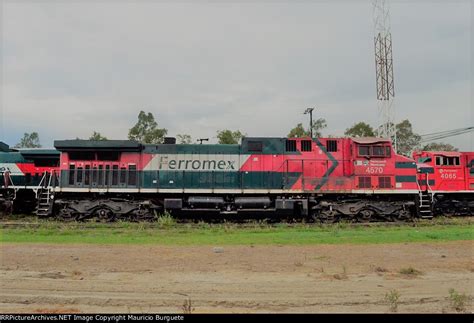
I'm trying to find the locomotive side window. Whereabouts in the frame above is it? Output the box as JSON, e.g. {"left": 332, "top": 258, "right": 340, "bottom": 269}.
{"left": 435, "top": 156, "right": 460, "bottom": 166}
{"left": 372, "top": 146, "right": 384, "bottom": 156}
{"left": 358, "top": 176, "right": 371, "bottom": 188}
{"left": 248, "top": 141, "right": 263, "bottom": 152}
{"left": 286, "top": 140, "right": 297, "bottom": 152}
{"left": 358, "top": 145, "right": 390, "bottom": 157}
{"left": 68, "top": 165, "right": 75, "bottom": 185}
{"left": 418, "top": 157, "right": 432, "bottom": 163}
{"left": 327, "top": 140, "right": 338, "bottom": 152}
{"left": 301, "top": 140, "right": 312, "bottom": 152}
{"left": 358, "top": 146, "right": 370, "bottom": 156}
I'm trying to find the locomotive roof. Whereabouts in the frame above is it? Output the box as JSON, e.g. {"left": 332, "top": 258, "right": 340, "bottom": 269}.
{"left": 16, "top": 148, "right": 59, "bottom": 155}
{"left": 54, "top": 140, "right": 142, "bottom": 151}
{"left": 0, "top": 141, "right": 9, "bottom": 152}
{"left": 350, "top": 137, "right": 391, "bottom": 144}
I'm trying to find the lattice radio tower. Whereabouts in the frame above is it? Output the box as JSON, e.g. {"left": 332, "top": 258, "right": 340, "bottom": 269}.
{"left": 373, "top": 0, "right": 396, "bottom": 151}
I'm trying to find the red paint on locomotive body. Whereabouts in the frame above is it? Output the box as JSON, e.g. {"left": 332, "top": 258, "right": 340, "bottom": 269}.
{"left": 15, "top": 163, "right": 59, "bottom": 176}
{"left": 240, "top": 137, "right": 418, "bottom": 193}
{"left": 413, "top": 151, "right": 474, "bottom": 192}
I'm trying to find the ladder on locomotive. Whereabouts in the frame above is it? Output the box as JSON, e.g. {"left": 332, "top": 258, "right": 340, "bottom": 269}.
{"left": 417, "top": 173, "right": 433, "bottom": 219}
{"left": 35, "top": 171, "right": 55, "bottom": 217}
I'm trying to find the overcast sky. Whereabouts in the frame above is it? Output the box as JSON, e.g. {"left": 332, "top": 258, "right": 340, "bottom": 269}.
{"left": 1, "top": 0, "right": 472, "bottom": 150}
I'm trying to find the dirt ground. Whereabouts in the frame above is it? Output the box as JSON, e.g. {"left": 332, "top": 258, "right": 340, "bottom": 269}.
{"left": 0, "top": 241, "right": 472, "bottom": 313}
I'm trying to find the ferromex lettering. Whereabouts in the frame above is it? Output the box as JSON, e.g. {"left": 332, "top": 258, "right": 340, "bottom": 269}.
{"left": 145, "top": 154, "right": 248, "bottom": 171}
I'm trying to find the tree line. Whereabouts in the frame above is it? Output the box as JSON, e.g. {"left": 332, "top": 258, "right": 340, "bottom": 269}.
{"left": 14, "top": 110, "right": 458, "bottom": 155}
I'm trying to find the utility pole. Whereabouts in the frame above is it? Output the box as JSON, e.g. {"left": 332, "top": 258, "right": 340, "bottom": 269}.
{"left": 304, "top": 108, "right": 315, "bottom": 138}
{"left": 197, "top": 138, "right": 209, "bottom": 145}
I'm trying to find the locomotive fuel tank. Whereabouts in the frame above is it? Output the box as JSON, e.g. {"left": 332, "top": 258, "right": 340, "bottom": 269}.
{"left": 234, "top": 197, "right": 271, "bottom": 209}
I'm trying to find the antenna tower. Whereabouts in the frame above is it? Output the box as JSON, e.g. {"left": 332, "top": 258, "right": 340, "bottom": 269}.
{"left": 373, "top": 0, "right": 396, "bottom": 151}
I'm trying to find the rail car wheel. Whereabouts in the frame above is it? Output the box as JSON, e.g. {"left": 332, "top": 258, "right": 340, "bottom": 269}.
{"left": 95, "top": 208, "right": 116, "bottom": 223}
{"left": 133, "top": 209, "right": 155, "bottom": 222}
{"left": 356, "top": 209, "right": 375, "bottom": 223}
{"left": 316, "top": 210, "right": 338, "bottom": 223}
{"left": 57, "top": 207, "right": 78, "bottom": 222}
{"left": 394, "top": 209, "right": 412, "bottom": 222}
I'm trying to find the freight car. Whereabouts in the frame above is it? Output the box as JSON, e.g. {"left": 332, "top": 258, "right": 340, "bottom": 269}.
{"left": 48, "top": 136, "right": 424, "bottom": 222}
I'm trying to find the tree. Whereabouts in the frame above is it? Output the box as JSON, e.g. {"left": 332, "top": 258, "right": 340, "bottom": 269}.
{"left": 217, "top": 130, "right": 244, "bottom": 144}
{"left": 421, "top": 142, "right": 458, "bottom": 152}
{"left": 89, "top": 131, "right": 108, "bottom": 141}
{"left": 395, "top": 119, "right": 421, "bottom": 156}
{"left": 344, "top": 122, "right": 375, "bottom": 137}
{"left": 311, "top": 118, "right": 327, "bottom": 138}
{"left": 15, "top": 132, "right": 41, "bottom": 148}
{"left": 288, "top": 123, "right": 309, "bottom": 138}
{"left": 177, "top": 134, "right": 192, "bottom": 144}
{"left": 128, "top": 111, "right": 167, "bottom": 144}
{"left": 288, "top": 118, "right": 327, "bottom": 138}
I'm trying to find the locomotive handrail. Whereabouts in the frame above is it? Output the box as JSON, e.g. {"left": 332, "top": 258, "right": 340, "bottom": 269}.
{"left": 0, "top": 170, "right": 15, "bottom": 189}
{"left": 37, "top": 171, "right": 47, "bottom": 189}
{"left": 425, "top": 173, "right": 434, "bottom": 202}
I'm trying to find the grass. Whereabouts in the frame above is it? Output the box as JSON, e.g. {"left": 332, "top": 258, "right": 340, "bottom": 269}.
{"left": 399, "top": 266, "right": 423, "bottom": 277}
{"left": 384, "top": 289, "right": 401, "bottom": 313}
{"left": 448, "top": 288, "right": 469, "bottom": 313}
{"left": 156, "top": 211, "right": 176, "bottom": 228}
{"left": 182, "top": 298, "right": 194, "bottom": 314}
{"left": 0, "top": 219, "right": 472, "bottom": 245}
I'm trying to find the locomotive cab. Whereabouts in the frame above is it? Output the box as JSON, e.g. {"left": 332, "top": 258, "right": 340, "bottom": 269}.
{"left": 413, "top": 151, "right": 466, "bottom": 191}
{"left": 351, "top": 138, "right": 395, "bottom": 190}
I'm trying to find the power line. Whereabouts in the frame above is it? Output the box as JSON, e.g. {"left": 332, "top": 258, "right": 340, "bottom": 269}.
{"left": 419, "top": 126, "right": 474, "bottom": 143}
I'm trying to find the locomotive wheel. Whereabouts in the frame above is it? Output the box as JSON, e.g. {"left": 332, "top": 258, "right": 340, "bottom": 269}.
{"left": 395, "top": 209, "right": 412, "bottom": 222}
{"left": 357, "top": 209, "right": 375, "bottom": 223}
{"left": 57, "top": 208, "right": 78, "bottom": 222}
{"left": 315, "top": 210, "right": 338, "bottom": 223}
{"left": 95, "top": 208, "right": 116, "bottom": 223}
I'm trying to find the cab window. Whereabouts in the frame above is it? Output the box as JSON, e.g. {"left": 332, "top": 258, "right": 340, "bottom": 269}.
{"left": 372, "top": 146, "right": 385, "bottom": 156}
{"left": 358, "top": 145, "right": 390, "bottom": 157}
{"left": 435, "top": 156, "right": 460, "bottom": 166}
{"left": 358, "top": 146, "right": 370, "bottom": 156}
{"left": 418, "top": 157, "right": 432, "bottom": 163}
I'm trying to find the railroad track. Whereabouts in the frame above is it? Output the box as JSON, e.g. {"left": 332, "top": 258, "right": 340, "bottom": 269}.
{"left": 1, "top": 216, "right": 472, "bottom": 229}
